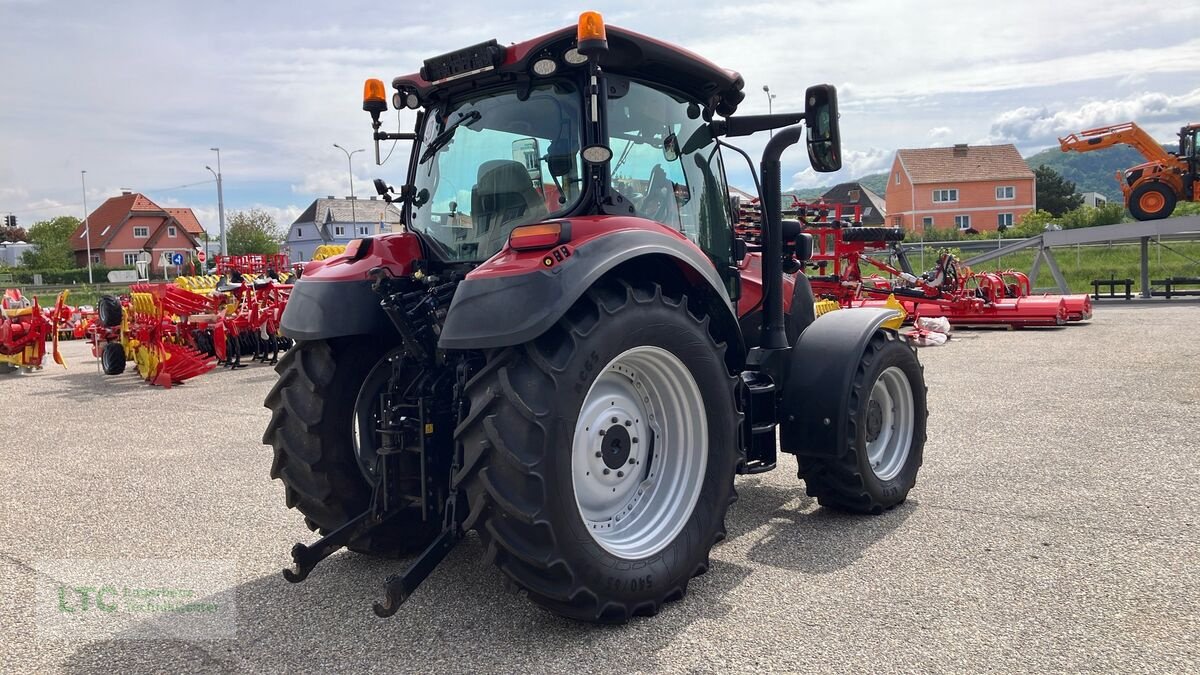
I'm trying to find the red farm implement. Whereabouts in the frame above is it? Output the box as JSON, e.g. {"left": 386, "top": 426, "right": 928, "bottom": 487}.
{"left": 89, "top": 284, "right": 216, "bottom": 387}
{"left": 210, "top": 274, "right": 294, "bottom": 367}
{"left": 794, "top": 202, "right": 1089, "bottom": 328}
{"left": 1, "top": 289, "right": 69, "bottom": 373}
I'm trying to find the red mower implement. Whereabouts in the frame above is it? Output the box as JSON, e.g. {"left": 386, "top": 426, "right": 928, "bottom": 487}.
{"left": 1, "top": 289, "right": 69, "bottom": 373}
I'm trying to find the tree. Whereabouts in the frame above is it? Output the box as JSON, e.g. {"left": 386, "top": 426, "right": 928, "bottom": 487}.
{"left": 1, "top": 224, "right": 27, "bottom": 242}
{"left": 21, "top": 216, "right": 80, "bottom": 268}
{"left": 227, "top": 209, "right": 282, "bottom": 255}
{"left": 1034, "top": 164, "right": 1083, "bottom": 217}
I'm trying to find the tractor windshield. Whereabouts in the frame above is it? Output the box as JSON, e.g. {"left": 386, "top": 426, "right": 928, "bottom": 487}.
{"left": 410, "top": 82, "right": 584, "bottom": 261}
{"left": 608, "top": 80, "right": 733, "bottom": 270}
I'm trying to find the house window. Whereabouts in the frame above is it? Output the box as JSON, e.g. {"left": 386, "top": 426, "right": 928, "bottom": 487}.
{"left": 848, "top": 189, "right": 861, "bottom": 203}
{"left": 995, "top": 186, "right": 1015, "bottom": 200}
{"left": 168, "top": 226, "right": 177, "bottom": 237}
{"left": 296, "top": 227, "right": 303, "bottom": 238}
{"left": 955, "top": 215, "right": 971, "bottom": 230}
{"left": 334, "top": 226, "right": 346, "bottom": 237}
{"left": 932, "top": 189, "right": 958, "bottom": 203}
{"left": 894, "top": 172, "right": 900, "bottom": 185}
{"left": 997, "top": 213, "right": 1013, "bottom": 229}
{"left": 123, "top": 252, "right": 138, "bottom": 265}
{"left": 133, "top": 226, "right": 149, "bottom": 238}
{"left": 922, "top": 216, "right": 934, "bottom": 229}
{"left": 92, "top": 255, "right": 102, "bottom": 264}
{"left": 357, "top": 225, "right": 370, "bottom": 236}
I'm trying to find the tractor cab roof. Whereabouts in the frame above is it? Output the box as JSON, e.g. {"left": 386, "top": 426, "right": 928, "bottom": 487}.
{"left": 393, "top": 25, "right": 746, "bottom": 116}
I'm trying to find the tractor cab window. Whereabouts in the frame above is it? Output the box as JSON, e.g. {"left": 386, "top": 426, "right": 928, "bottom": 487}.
{"left": 411, "top": 82, "right": 584, "bottom": 261}
{"left": 607, "top": 80, "right": 733, "bottom": 269}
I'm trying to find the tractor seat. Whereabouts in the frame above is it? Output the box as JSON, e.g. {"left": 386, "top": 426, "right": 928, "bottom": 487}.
{"left": 471, "top": 159, "right": 547, "bottom": 255}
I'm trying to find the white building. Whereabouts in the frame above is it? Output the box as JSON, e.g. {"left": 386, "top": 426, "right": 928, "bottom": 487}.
{"left": 283, "top": 196, "right": 403, "bottom": 262}
{"left": 1080, "top": 192, "right": 1109, "bottom": 208}
{"left": 0, "top": 242, "right": 36, "bottom": 267}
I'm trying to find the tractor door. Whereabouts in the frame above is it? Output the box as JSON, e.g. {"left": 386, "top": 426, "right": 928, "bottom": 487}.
{"left": 607, "top": 78, "right": 738, "bottom": 299}
{"left": 1186, "top": 128, "right": 1200, "bottom": 200}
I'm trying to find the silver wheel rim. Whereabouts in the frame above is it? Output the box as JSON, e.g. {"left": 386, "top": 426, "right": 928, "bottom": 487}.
{"left": 865, "top": 366, "right": 914, "bottom": 481}
{"left": 571, "top": 346, "right": 707, "bottom": 559}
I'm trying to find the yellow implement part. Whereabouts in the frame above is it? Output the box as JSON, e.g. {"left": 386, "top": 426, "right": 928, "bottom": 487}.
{"left": 813, "top": 299, "right": 841, "bottom": 318}
{"left": 312, "top": 244, "right": 347, "bottom": 261}
{"left": 881, "top": 294, "right": 907, "bottom": 330}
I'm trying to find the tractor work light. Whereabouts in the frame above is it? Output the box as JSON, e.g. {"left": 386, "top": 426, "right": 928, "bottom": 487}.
{"left": 363, "top": 78, "right": 387, "bottom": 113}
{"left": 532, "top": 57, "right": 558, "bottom": 77}
{"left": 576, "top": 11, "right": 608, "bottom": 56}
{"left": 509, "top": 222, "right": 570, "bottom": 250}
{"left": 581, "top": 144, "right": 613, "bottom": 164}
{"left": 563, "top": 47, "right": 588, "bottom": 65}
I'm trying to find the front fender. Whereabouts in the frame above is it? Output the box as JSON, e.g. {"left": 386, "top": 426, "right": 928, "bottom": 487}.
{"left": 438, "top": 225, "right": 733, "bottom": 351}
{"left": 778, "top": 307, "right": 903, "bottom": 455}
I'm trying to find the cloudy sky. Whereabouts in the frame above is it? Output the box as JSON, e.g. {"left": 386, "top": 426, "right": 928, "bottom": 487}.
{"left": 2, "top": 0, "right": 1199, "bottom": 233}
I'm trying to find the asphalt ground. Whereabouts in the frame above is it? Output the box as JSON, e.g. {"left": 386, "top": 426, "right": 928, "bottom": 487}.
{"left": 2, "top": 302, "right": 1198, "bottom": 673}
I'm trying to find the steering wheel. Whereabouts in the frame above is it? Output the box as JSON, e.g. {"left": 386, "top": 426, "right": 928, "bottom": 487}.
{"left": 638, "top": 164, "right": 674, "bottom": 224}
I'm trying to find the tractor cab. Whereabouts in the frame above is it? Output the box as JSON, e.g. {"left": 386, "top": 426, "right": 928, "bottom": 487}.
{"left": 362, "top": 12, "right": 840, "bottom": 295}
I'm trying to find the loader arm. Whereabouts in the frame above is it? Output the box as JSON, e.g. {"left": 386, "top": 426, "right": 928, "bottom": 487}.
{"left": 1058, "top": 122, "right": 1178, "bottom": 167}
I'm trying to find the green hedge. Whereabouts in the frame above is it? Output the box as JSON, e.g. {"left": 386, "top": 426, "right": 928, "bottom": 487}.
{"left": 0, "top": 266, "right": 135, "bottom": 284}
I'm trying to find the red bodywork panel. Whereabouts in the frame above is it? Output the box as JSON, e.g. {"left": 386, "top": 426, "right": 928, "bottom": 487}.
{"left": 300, "top": 233, "right": 426, "bottom": 281}
{"left": 736, "top": 252, "right": 796, "bottom": 318}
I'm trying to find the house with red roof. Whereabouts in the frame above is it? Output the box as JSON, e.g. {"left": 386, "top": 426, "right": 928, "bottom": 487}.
{"left": 70, "top": 191, "right": 206, "bottom": 271}
{"left": 884, "top": 144, "right": 1035, "bottom": 233}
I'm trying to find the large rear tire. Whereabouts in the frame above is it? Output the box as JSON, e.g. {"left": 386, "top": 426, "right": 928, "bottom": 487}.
{"left": 796, "top": 333, "right": 926, "bottom": 513}
{"left": 262, "top": 338, "right": 439, "bottom": 556}
{"left": 454, "top": 281, "right": 740, "bottom": 623}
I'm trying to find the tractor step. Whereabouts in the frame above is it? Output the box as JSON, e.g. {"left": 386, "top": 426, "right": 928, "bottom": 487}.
{"left": 739, "top": 372, "right": 778, "bottom": 474}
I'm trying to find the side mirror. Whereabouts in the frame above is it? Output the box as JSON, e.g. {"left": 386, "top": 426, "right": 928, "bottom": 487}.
{"left": 794, "top": 232, "right": 814, "bottom": 262}
{"left": 512, "top": 138, "right": 543, "bottom": 186}
{"left": 804, "top": 84, "right": 841, "bottom": 173}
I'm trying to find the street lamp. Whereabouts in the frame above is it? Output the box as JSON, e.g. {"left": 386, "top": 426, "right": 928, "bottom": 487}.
{"left": 81, "top": 170, "right": 93, "bottom": 284}
{"left": 763, "top": 85, "right": 777, "bottom": 137}
{"left": 333, "top": 143, "right": 365, "bottom": 232}
{"left": 208, "top": 147, "right": 226, "bottom": 257}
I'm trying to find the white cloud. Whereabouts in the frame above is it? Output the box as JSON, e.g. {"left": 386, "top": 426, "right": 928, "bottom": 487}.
{"left": 790, "top": 147, "right": 893, "bottom": 190}
{"left": 988, "top": 88, "right": 1200, "bottom": 146}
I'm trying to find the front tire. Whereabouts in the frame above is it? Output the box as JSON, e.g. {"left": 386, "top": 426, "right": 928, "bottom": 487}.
{"left": 797, "top": 333, "right": 926, "bottom": 513}
{"left": 454, "top": 281, "right": 740, "bottom": 623}
{"left": 100, "top": 342, "right": 126, "bottom": 375}
{"left": 1129, "top": 182, "right": 1176, "bottom": 221}
{"left": 262, "top": 338, "right": 440, "bottom": 556}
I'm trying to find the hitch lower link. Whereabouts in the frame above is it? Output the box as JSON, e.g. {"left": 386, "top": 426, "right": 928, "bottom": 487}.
{"left": 282, "top": 491, "right": 465, "bottom": 617}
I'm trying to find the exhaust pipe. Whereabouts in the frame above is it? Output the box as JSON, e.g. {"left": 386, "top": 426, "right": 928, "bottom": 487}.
{"left": 758, "top": 127, "right": 804, "bottom": 350}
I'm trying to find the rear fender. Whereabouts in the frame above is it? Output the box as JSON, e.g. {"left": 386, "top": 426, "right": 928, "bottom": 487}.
{"left": 778, "top": 307, "right": 903, "bottom": 455}
{"left": 438, "top": 219, "right": 739, "bottom": 358}
{"left": 279, "top": 233, "right": 424, "bottom": 341}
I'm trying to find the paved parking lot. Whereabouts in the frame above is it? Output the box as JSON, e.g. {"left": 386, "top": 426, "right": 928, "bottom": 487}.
{"left": 2, "top": 303, "right": 1198, "bottom": 673}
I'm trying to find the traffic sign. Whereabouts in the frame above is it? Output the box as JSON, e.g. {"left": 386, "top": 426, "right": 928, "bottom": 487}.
{"left": 171, "top": 252, "right": 184, "bottom": 266}
{"left": 197, "top": 251, "right": 207, "bottom": 263}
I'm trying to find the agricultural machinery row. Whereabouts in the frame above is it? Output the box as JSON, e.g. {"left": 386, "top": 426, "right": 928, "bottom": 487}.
{"left": 737, "top": 199, "right": 1093, "bottom": 330}
{"left": 2, "top": 254, "right": 304, "bottom": 386}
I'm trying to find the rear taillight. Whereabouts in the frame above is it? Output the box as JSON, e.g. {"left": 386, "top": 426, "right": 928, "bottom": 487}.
{"left": 509, "top": 222, "right": 570, "bottom": 251}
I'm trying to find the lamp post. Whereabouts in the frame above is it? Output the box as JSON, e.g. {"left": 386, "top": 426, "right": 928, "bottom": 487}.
{"left": 208, "top": 147, "right": 226, "bottom": 256}
{"left": 81, "top": 170, "right": 93, "bottom": 284}
{"left": 763, "top": 85, "right": 777, "bottom": 137}
{"left": 333, "top": 143, "right": 364, "bottom": 232}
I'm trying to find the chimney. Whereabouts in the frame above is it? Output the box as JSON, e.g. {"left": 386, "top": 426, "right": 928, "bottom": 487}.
{"left": 327, "top": 195, "right": 335, "bottom": 199}
{"left": 121, "top": 189, "right": 133, "bottom": 195}
{"left": 953, "top": 143, "right": 968, "bottom": 157}
{"left": 368, "top": 196, "right": 377, "bottom": 200}
{"left": 346, "top": 195, "right": 357, "bottom": 200}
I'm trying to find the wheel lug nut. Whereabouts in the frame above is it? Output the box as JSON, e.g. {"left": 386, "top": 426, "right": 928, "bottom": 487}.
{"left": 632, "top": 438, "right": 638, "bottom": 443}
{"left": 617, "top": 471, "right": 624, "bottom": 478}
{"left": 603, "top": 469, "right": 610, "bottom": 475}
{"left": 627, "top": 458, "right": 635, "bottom": 465}
{"left": 624, "top": 420, "right": 631, "bottom": 427}
{"left": 598, "top": 429, "right": 605, "bottom": 436}
{"left": 611, "top": 416, "right": 618, "bottom": 424}
{"left": 595, "top": 451, "right": 602, "bottom": 458}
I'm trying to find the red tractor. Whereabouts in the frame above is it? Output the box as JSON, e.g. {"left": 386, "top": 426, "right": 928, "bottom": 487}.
{"left": 265, "top": 12, "right": 928, "bottom": 623}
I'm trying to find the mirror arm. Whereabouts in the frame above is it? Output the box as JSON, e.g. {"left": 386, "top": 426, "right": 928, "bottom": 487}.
{"left": 712, "top": 113, "right": 806, "bottom": 138}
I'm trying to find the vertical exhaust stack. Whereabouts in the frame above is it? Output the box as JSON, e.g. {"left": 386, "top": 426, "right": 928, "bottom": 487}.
{"left": 758, "top": 127, "right": 804, "bottom": 350}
